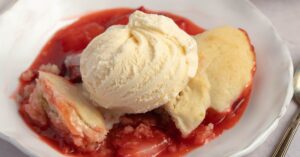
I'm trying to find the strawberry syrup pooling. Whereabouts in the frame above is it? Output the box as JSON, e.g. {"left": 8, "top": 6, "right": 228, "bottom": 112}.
{"left": 16, "top": 7, "right": 255, "bottom": 157}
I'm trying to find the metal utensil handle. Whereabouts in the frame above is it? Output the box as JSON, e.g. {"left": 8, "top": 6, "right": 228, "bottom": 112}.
{"left": 272, "top": 110, "right": 300, "bottom": 157}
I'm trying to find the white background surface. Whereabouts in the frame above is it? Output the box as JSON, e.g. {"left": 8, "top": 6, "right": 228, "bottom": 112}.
{"left": 0, "top": 0, "right": 299, "bottom": 156}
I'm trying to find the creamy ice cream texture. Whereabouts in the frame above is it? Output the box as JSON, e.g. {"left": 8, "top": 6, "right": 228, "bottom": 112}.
{"left": 80, "top": 11, "right": 198, "bottom": 113}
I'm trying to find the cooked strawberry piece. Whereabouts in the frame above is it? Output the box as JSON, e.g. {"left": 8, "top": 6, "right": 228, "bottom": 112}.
{"left": 111, "top": 114, "right": 169, "bottom": 157}
{"left": 113, "top": 126, "right": 169, "bottom": 157}
{"left": 117, "top": 137, "right": 168, "bottom": 157}
{"left": 64, "top": 54, "right": 81, "bottom": 82}
{"left": 67, "top": 65, "right": 81, "bottom": 83}
{"left": 61, "top": 23, "right": 105, "bottom": 52}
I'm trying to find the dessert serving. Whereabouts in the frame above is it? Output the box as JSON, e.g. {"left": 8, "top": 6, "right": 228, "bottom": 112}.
{"left": 15, "top": 7, "right": 256, "bottom": 157}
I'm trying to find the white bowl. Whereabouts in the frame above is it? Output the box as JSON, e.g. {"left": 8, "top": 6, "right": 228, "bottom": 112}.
{"left": 0, "top": 0, "right": 293, "bottom": 157}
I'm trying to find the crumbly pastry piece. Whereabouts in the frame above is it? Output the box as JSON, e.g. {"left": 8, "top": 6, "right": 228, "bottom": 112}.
{"left": 25, "top": 71, "right": 107, "bottom": 151}
{"left": 164, "top": 54, "right": 210, "bottom": 137}
{"left": 165, "top": 26, "right": 255, "bottom": 136}
{"left": 195, "top": 26, "right": 255, "bottom": 112}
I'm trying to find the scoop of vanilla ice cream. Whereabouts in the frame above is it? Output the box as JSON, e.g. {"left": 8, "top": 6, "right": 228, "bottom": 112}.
{"left": 80, "top": 11, "right": 198, "bottom": 113}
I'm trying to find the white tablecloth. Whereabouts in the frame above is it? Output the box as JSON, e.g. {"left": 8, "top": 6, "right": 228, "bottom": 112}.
{"left": 0, "top": 0, "right": 299, "bottom": 156}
